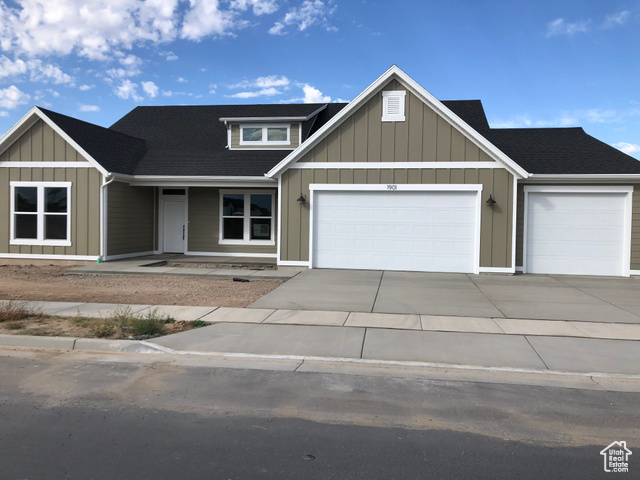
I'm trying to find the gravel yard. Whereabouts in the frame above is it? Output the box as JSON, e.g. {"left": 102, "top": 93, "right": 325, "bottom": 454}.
{"left": 0, "top": 265, "right": 283, "bottom": 307}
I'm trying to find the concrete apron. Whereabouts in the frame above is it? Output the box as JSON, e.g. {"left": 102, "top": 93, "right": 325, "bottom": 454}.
{"left": 249, "top": 269, "right": 640, "bottom": 324}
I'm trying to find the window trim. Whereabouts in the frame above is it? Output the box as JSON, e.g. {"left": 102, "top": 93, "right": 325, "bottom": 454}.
{"left": 219, "top": 190, "right": 275, "bottom": 246}
{"left": 239, "top": 124, "right": 291, "bottom": 146}
{"left": 381, "top": 90, "right": 406, "bottom": 122}
{"left": 10, "top": 181, "right": 72, "bottom": 247}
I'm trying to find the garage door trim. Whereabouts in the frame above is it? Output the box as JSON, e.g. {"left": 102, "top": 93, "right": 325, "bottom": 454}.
{"left": 309, "top": 183, "right": 483, "bottom": 274}
{"left": 523, "top": 185, "right": 633, "bottom": 276}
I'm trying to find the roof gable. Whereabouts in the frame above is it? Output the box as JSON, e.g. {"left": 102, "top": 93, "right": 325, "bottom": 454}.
{"left": 266, "top": 65, "right": 529, "bottom": 178}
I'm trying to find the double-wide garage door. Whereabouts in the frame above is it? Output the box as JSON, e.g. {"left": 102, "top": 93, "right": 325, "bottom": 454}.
{"left": 525, "top": 190, "right": 629, "bottom": 276}
{"left": 312, "top": 190, "right": 478, "bottom": 273}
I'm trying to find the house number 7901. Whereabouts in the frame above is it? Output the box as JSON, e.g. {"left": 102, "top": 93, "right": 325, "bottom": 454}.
{"left": 387, "top": 184, "right": 397, "bottom": 190}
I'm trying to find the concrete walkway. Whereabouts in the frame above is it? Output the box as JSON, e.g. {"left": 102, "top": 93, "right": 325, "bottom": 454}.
{"left": 2, "top": 300, "right": 640, "bottom": 378}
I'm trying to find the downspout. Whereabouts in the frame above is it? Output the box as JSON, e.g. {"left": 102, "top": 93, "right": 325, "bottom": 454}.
{"left": 99, "top": 174, "right": 116, "bottom": 262}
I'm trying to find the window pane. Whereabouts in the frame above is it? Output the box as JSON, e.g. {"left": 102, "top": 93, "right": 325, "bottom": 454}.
{"left": 223, "top": 194, "right": 244, "bottom": 216}
{"left": 223, "top": 218, "right": 244, "bottom": 240}
{"left": 267, "top": 127, "right": 287, "bottom": 142}
{"left": 15, "top": 187, "right": 37, "bottom": 212}
{"left": 250, "top": 194, "right": 272, "bottom": 217}
{"left": 251, "top": 218, "right": 271, "bottom": 240}
{"left": 45, "top": 187, "right": 67, "bottom": 213}
{"left": 45, "top": 215, "right": 67, "bottom": 240}
{"left": 242, "top": 127, "right": 263, "bottom": 142}
{"left": 15, "top": 214, "right": 37, "bottom": 239}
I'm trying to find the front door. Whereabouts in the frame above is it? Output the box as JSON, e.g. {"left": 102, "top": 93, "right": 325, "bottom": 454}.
{"left": 163, "top": 200, "right": 186, "bottom": 253}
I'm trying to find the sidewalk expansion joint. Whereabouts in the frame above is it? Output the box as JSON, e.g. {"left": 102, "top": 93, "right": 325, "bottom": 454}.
{"left": 524, "top": 335, "right": 550, "bottom": 370}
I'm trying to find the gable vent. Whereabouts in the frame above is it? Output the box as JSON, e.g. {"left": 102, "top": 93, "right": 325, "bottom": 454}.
{"left": 382, "top": 90, "right": 406, "bottom": 122}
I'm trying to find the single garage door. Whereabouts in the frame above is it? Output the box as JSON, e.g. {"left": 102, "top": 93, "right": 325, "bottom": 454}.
{"left": 312, "top": 190, "right": 478, "bottom": 273}
{"left": 525, "top": 191, "right": 628, "bottom": 276}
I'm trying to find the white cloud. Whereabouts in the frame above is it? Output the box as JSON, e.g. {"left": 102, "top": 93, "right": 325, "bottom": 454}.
{"left": 47, "top": 89, "right": 60, "bottom": 98}
{"left": 604, "top": 11, "right": 630, "bottom": 29}
{"left": 270, "top": 0, "right": 337, "bottom": 35}
{"left": 79, "top": 104, "right": 100, "bottom": 112}
{"left": 613, "top": 142, "right": 640, "bottom": 154}
{"left": 230, "top": 75, "right": 289, "bottom": 89}
{"left": 141, "top": 80, "right": 159, "bottom": 98}
{"left": 230, "top": 0, "right": 279, "bottom": 15}
{"left": 164, "top": 51, "right": 179, "bottom": 61}
{"left": 0, "top": 56, "right": 74, "bottom": 85}
{"left": 177, "top": 77, "right": 187, "bottom": 83}
{"left": 114, "top": 79, "right": 142, "bottom": 102}
{"left": 181, "top": 0, "right": 239, "bottom": 41}
{"left": 0, "top": 85, "right": 30, "bottom": 109}
{"left": 301, "top": 83, "right": 330, "bottom": 103}
{"left": 226, "top": 87, "right": 282, "bottom": 98}
{"left": 0, "top": 111, "right": 8, "bottom": 117}
{"left": 546, "top": 18, "right": 591, "bottom": 37}
{"left": 79, "top": 84, "right": 94, "bottom": 91}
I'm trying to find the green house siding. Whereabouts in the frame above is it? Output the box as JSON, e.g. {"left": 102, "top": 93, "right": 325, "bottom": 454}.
{"left": 280, "top": 167, "right": 514, "bottom": 268}
{"left": 107, "top": 182, "right": 156, "bottom": 256}
{"left": 0, "top": 167, "right": 102, "bottom": 256}
{"left": 0, "top": 119, "right": 101, "bottom": 257}
{"left": 188, "top": 187, "right": 277, "bottom": 255}
{"left": 297, "top": 78, "right": 494, "bottom": 164}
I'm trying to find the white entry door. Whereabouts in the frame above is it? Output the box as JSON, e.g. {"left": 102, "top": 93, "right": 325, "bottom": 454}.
{"left": 312, "top": 190, "right": 478, "bottom": 273}
{"left": 163, "top": 200, "right": 186, "bottom": 253}
{"left": 525, "top": 190, "right": 629, "bottom": 276}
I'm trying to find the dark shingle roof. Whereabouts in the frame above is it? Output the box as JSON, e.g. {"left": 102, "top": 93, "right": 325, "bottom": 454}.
{"left": 109, "top": 104, "right": 341, "bottom": 176}
{"left": 38, "top": 107, "right": 146, "bottom": 174}
{"left": 441, "top": 100, "right": 640, "bottom": 175}
{"left": 486, "top": 127, "right": 640, "bottom": 174}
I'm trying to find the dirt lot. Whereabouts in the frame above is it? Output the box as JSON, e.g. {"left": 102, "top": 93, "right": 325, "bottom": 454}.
{"left": 0, "top": 265, "right": 283, "bottom": 307}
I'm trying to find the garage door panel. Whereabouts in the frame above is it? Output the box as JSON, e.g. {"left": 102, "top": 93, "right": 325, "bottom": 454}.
{"left": 526, "top": 191, "right": 627, "bottom": 276}
{"left": 313, "top": 190, "right": 478, "bottom": 273}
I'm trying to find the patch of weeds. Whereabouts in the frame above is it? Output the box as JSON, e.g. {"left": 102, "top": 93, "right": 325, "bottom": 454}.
{"left": 0, "top": 301, "right": 39, "bottom": 322}
{"left": 5, "top": 321, "right": 24, "bottom": 330}
{"left": 113, "top": 306, "right": 170, "bottom": 338}
{"left": 190, "top": 320, "right": 207, "bottom": 328}
{"left": 92, "top": 320, "right": 117, "bottom": 338}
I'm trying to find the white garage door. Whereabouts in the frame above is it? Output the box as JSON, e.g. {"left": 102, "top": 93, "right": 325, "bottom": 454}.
{"left": 525, "top": 191, "right": 628, "bottom": 276}
{"left": 312, "top": 190, "right": 478, "bottom": 273}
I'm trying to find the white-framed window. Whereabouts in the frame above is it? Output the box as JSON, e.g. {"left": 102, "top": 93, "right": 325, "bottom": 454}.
{"left": 10, "top": 181, "right": 72, "bottom": 246}
{"left": 239, "top": 124, "right": 290, "bottom": 146}
{"left": 382, "top": 90, "right": 406, "bottom": 122}
{"left": 219, "top": 190, "right": 275, "bottom": 245}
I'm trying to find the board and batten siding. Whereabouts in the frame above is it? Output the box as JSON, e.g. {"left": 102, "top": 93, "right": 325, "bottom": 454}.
{"left": 0, "top": 119, "right": 90, "bottom": 163}
{"left": 516, "top": 184, "right": 640, "bottom": 271}
{"left": 0, "top": 167, "right": 101, "bottom": 256}
{"left": 297, "top": 79, "right": 494, "bottom": 165}
{"left": 230, "top": 123, "right": 300, "bottom": 149}
{"left": 107, "top": 182, "right": 156, "bottom": 256}
{"left": 188, "top": 187, "right": 277, "bottom": 254}
{"left": 280, "top": 168, "right": 514, "bottom": 269}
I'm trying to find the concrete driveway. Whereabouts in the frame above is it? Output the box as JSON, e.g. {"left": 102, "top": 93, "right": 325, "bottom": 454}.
{"left": 249, "top": 270, "right": 640, "bottom": 323}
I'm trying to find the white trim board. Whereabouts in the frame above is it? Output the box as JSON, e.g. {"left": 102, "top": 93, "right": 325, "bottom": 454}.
{"left": 290, "top": 162, "right": 502, "bottom": 170}
{"left": 266, "top": 65, "right": 529, "bottom": 179}
{"left": 277, "top": 260, "right": 310, "bottom": 267}
{"left": 0, "top": 253, "right": 98, "bottom": 261}
{"left": 0, "top": 162, "right": 94, "bottom": 168}
{"left": 478, "top": 267, "right": 515, "bottom": 274}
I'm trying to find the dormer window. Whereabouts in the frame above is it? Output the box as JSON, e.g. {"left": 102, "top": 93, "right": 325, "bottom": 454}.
{"left": 382, "top": 90, "right": 406, "bottom": 122}
{"left": 240, "top": 124, "right": 290, "bottom": 146}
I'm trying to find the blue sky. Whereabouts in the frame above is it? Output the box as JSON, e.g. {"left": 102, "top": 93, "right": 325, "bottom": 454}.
{"left": 0, "top": 0, "right": 639, "bottom": 158}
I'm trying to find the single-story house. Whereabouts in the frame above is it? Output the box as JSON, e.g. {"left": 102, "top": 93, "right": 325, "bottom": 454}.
{"left": 2, "top": 65, "right": 640, "bottom": 276}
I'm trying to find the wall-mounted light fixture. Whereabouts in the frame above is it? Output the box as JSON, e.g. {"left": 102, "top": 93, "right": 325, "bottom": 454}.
{"left": 486, "top": 194, "right": 496, "bottom": 207}
{"left": 297, "top": 193, "right": 306, "bottom": 204}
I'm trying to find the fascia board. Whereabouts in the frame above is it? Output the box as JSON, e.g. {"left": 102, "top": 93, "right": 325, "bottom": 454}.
{"left": 523, "top": 174, "right": 640, "bottom": 183}
{"left": 219, "top": 105, "right": 328, "bottom": 123}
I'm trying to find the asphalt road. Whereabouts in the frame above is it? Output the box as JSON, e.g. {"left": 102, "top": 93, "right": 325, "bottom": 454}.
{"left": 0, "top": 349, "right": 638, "bottom": 479}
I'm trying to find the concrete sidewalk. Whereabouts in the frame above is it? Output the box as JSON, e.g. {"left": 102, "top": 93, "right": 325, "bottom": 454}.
{"left": 1, "top": 300, "right": 640, "bottom": 379}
